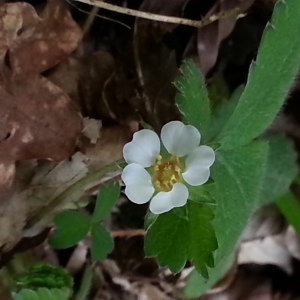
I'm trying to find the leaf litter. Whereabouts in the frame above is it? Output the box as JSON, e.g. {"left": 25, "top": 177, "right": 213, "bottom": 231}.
{"left": 1, "top": 0, "right": 300, "bottom": 299}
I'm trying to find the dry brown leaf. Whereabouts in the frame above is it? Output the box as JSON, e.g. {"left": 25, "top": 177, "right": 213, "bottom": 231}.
{"left": 0, "top": 74, "right": 81, "bottom": 161}
{"left": 2, "top": 0, "right": 82, "bottom": 75}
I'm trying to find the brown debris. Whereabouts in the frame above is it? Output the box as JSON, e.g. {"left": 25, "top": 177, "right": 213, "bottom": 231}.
{"left": 6, "top": 0, "right": 82, "bottom": 75}
{"left": 0, "top": 74, "right": 81, "bottom": 161}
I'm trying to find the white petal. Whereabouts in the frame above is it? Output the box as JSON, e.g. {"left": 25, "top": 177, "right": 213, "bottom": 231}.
{"left": 123, "top": 129, "right": 160, "bottom": 167}
{"left": 161, "top": 121, "right": 200, "bottom": 157}
{"left": 185, "top": 145, "right": 215, "bottom": 167}
{"left": 182, "top": 146, "right": 214, "bottom": 186}
{"left": 149, "top": 183, "right": 188, "bottom": 214}
{"left": 182, "top": 166, "right": 210, "bottom": 186}
{"left": 122, "top": 163, "right": 154, "bottom": 204}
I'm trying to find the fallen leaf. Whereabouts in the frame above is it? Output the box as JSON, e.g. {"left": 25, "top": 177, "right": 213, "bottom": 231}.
{"left": 4, "top": 0, "right": 82, "bottom": 75}
{"left": 0, "top": 74, "right": 82, "bottom": 161}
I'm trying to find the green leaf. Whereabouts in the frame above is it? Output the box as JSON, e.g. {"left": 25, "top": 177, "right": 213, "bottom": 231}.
{"left": 188, "top": 185, "right": 216, "bottom": 204}
{"left": 219, "top": 0, "right": 300, "bottom": 149}
{"left": 259, "top": 134, "right": 297, "bottom": 203}
{"left": 212, "top": 140, "right": 269, "bottom": 259}
{"left": 145, "top": 201, "right": 217, "bottom": 278}
{"left": 13, "top": 287, "right": 71, "bottom": 300}
{"left": 90, "top": 223, "right": 114, "bottom": 261}
{"left": 93, "top": 183, "right": 120, "bottom": 223}
{"left": 277, "top": 192, "right": 300, "bottom": 237}
{"left": 15, "top": 264, "right": 73, "bottom": 291}
{"left": 50, "top": 211, "right": 91, "bottom": 249}
{"left": 205, "top": 85, "right": 243, "bottom": 142}
{"left": 175, "top": 60, "right": 211, "bottom": 132}
{"left": 184, "top": 140, "right": 269, "bottom": 296}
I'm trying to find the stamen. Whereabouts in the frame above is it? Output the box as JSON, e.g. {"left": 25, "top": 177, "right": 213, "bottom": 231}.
{"left": 152, "top": 156, "right": 182, "bottom": 191}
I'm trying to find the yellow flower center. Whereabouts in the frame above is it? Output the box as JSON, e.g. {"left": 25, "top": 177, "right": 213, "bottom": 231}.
{"left": 152, "top": 155, "right": 182, "bottom": 191}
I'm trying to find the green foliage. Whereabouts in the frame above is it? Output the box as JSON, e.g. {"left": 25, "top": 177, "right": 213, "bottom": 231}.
{"left": 50, "top": 183, "right": 119, "bottom": 263}
{"left": 205, "top": 85, "right": 243, "bottom": 142}
{"left": 145, "top": 201, "right": 217, "bottom": 278}
{"left": 93, "top": 183, "right": 120, "bottom": 222}
{"left": 259, "top": 134, "right": 298, "bottom": 203}
{"left": 91, "top": 223, "right": 114, "bottom": 261}
{"left": 211, "top": 141, "right": 268, "bottom": 264}
{"left": 184, "top": 135, "right": 298, "bottom": 297}
{"left": 175, "top": 60, "right": 211, "bottom": 133}
{"left": 13, "top": 264, "right": 72, "bottom": 300}
{"left": 14, "top": 264, "right": 73, "bottom": 291}
{"left": 12, "top": 287, "right": 71, "bottom": 300}
{"left": 50, "top": 211, "right": 91, "bottom": 249}
{"left": 129, "top": 0, "right": 300, "bottom": 295}
{"left": 218, "top": 0, "right": 300, "bottom": 149}
{"left": 277, "top": 191, "right": 300, "bottom": 237}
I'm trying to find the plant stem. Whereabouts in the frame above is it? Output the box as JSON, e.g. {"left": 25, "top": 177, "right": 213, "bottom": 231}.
{"left": 27, "top": 160, "right": 124, "bottom": 228}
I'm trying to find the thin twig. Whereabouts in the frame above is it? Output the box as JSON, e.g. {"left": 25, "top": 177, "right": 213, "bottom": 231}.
{"left": 66, "top": 0, "right": 130, "bottom": 29}
{"left": 111, "top": 229, "right": 145, "bottom": 238}
{"left": 72, "top": 0, "right": 241, "bottom": 28}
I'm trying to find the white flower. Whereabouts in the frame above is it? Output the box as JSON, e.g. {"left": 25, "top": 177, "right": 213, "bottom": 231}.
{"left": 121, "top": 121, "right": 215, "bottom": 215}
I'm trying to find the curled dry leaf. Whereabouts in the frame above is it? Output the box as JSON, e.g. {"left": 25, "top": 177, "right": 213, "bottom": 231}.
{"left": 0, "top": 0, "right": 82, "bottom": 75}
{"left": 186, "top": 0, "right": 255, "bottom": 75}
{"left": 0, "top": 74, "right": 81, "bottom": 161}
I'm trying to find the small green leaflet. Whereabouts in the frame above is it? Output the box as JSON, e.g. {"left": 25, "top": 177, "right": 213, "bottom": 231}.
{"left": 91, "top": 223, "right": 114, "bottom": 261}
{"left": 92, "top": 182, "right": 120, "bottom": 222}
{"left": 50, "top": 183, "right": 119, "bottom": 261}
{"left": 175, "top": 60, "right": 211, "bottom": 133}
{"left": 90, "top": 182, "right": 119, "bottom": 260}
{"left": 12, "top": 287, "right": 71, "bottom": 300}
{"left": 14, "top": 263, "right": 73, "bottom": 290}
{"left": 50, "top": 211, "right": 91, "bottom": 249}
{"left": 145, "top": 201, "right": 217, "bottom": 278}
{"left": 219, "top": 0, "right": 300, "bottom": 149}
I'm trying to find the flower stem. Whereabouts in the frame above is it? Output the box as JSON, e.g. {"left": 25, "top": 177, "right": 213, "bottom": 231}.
{"left": 27, "top": 160, "right": 124, "bottom": 228}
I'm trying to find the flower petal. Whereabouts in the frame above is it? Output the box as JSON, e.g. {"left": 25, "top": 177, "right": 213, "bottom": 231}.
{"left": 122, "top": 163, "right": 154, "bottom": 204}
{"left": 182, "top": 166, "right": 210, "bottom": 186}
{"left": 149, "top": 183, "right": 188, "bottom": 214}
{"left": 123, "top": 129, "right": 160, "bottom": 167}
{"left": 161, "top": 121, "right": 200, "bottom": 157}
{"left": 182, "top": 146, "right": 215, "bottom": 186}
